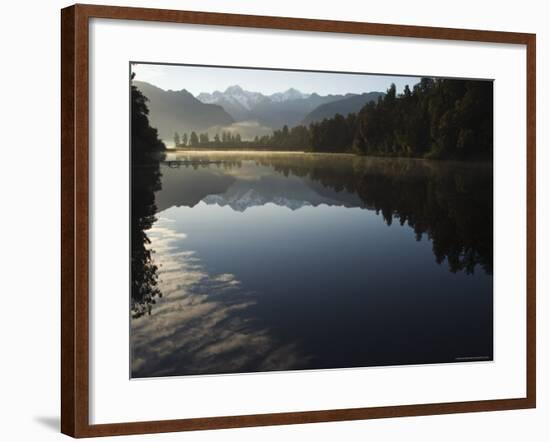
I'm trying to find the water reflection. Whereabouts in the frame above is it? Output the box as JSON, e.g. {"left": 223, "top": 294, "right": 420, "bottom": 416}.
{"left": 131, "top": 218, "right": 310, "bottom": 377}
{"left": 157, "top": 153, "right": 492, "bottom": 273}
{"left": 131, "top": 153, "right": 163, "bottom": 319}
{"left": 131, "top": 152, "right": 493, "bottom": 377}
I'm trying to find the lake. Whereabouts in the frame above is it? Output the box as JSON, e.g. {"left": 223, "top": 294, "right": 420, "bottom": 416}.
{"left": 130, "top": 151, "right": 493, "bottom": 378}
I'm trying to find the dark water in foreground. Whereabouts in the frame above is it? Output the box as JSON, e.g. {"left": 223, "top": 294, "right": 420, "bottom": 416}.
{"left": 131, "top": 152, "right": 493, "bottom": 378}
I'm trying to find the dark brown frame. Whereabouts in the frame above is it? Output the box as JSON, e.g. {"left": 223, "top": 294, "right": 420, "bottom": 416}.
{"left": 61, "top": 3, "right": 536, "bottom": 438}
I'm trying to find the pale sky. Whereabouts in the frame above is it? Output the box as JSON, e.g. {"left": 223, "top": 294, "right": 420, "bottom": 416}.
{"left": 131, "top": 63, "right": 421, "bottom": 96}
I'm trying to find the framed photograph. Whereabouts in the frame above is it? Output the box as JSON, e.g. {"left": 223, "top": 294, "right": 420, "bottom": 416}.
{"left": 61, "top": 4, "right": 536, "bottom": 437}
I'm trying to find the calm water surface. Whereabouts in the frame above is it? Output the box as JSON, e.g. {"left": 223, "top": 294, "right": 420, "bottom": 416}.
{"left": 131, "top": 152, "right": 493, "bottom": 378}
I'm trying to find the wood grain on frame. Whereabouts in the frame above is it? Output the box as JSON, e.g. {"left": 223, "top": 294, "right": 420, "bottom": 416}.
{"left": 61, "top": 3, "right": 536, "bottom": 438}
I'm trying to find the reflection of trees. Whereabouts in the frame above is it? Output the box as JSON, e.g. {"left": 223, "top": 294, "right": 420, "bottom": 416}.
{"left": 131, "top": 162, "right": 162, "bottom": 318}
{"left": 353, "top": 160, "right": 493, "bottom": 274}
{"left": 165, "top": 153, "right": 492, "bottom": 275}
{"left": 265, "top": 155, "right": 492, "bottom": 274}
{"left": 131, "top": 73, "right": 166, "bottom": 318}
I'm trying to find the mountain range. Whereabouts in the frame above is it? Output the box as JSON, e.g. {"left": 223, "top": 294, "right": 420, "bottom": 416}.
{"left": 135, "top": 81, "right": 385, "bottom": 142}
{"left": 197, "top": 85, "right": 351, "bottom": 129}
{"left": 134, "top": 81, "right": 234, "bottom": 140}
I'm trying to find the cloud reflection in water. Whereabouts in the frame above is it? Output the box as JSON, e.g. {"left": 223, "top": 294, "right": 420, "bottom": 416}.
{"left": 131, "top": 217, "right": 309, "bottom": 378}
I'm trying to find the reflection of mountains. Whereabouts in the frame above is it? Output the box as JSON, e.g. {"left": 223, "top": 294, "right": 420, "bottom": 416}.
{"left": 156, "top": 163, "right": 363, "bottom": 212}
{"left": 155, "top": 153, "right": 493, "bottom": 275}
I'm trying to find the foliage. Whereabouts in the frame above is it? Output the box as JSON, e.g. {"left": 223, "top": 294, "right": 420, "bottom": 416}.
{"left": 131, "top": 73, "right": 166, "bottom": 160}
{"left": 131, "top": 73, "right": 166, "bottom": 318}
{"left": 351, "top": 79, "right": 493, "bottom": 160}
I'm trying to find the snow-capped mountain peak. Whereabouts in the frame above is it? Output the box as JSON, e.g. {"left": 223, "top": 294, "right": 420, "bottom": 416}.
{"left": 194, "top": 85, "right": 348, "bottom": 130}
{"left": 202, "top": 189, "right": 312, "bottom": 212}
{"left": 270, "top": 88, "right": 311, "bottom": 102}
{"left": 197, "top": 85, "right": 268, "bottom": 111}
{"left": 224, "top": 85, "right": 244, "bottom": 94}
{"left": 196, "top": 85, "right": 311, "bottom": 110}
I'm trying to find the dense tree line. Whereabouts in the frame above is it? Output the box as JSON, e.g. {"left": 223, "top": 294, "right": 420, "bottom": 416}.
{"left": 174, "top": 130, "right": 243, "bottom": 148}
{"left": 177, "top": 78, "right": 492, "bottom": 161}
{"left": 283, "top": 78, "right": 492, "bottom": 160}
{"left": 312, "top": 78, "right": 492, "bottom": 160}
{"left": 352, "top": 79, "right": 493, "bottom": 160}
{"left": 173, "top": 126, "right": 311, "bottom": 150}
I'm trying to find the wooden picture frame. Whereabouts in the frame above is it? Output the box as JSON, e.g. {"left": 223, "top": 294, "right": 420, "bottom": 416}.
{"left": 61, "top": 3, "right": 536, "bottom": 437}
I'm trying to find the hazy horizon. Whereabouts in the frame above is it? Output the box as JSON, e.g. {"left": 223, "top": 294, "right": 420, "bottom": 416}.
{"left": 131, "top": 63, "right": 421, "bottom": 96}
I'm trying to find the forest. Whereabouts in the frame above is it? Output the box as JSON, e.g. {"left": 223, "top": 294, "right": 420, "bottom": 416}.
{"left": 174, "top": 78, "right": 493, "bottom": 161}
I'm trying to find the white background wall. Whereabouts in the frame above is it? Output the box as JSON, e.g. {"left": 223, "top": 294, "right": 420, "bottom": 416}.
{"left": 0, "top": 0, "right": 546, "bottom": 440}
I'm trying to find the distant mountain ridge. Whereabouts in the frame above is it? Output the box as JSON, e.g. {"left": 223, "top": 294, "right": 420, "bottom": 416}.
{"left": 197, "top": 85, "right": 311, "bottom": 111}
{"left": 197, "top": 85, "right": 349, "bottom": 129}
{"left": 302, "top": 92, "right": 385, "bottom": 125}
{"left": 198, "top": 85, "right": 269, "bottom": 112}
{"left": 136, "top": 81, "right": 387, "bottom": 142}
{"left": 269, "top": 87, "right": 311, "bottom": 102}
{"left": 134, "top": 81, "right": 234, "bottom": 140}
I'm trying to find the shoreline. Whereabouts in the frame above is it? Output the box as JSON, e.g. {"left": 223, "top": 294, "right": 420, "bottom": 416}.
{"left": 167, "top": 148, "right": 353, "bottom": 156}
{"left": 163, "top": 148, "right": 492, "bottom": 165}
